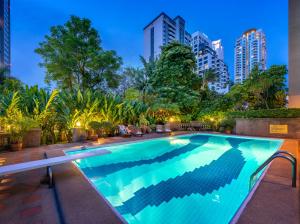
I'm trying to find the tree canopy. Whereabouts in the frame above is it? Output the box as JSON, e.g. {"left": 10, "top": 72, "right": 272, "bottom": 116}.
{"left": 35, "top": 16, "right": 122, "bottom": 92}
{"left": 150, "top": 42, "right": 201, "bottom": 114}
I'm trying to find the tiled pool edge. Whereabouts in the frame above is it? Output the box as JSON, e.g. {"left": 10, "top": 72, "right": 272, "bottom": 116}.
{"left": 72, "top": 159, "right": 128, "bottom": 223}
{"left": 64, "top": 132, "right": 282, "bottom": 154}
{"left": 230, "top": 138, "right": 285, "bottom": 223}
{"left": 229, "top": 163, "right": 270, "bottom": 224}
{"left": 46, "top": 149, "right": 125, "bottom": 224}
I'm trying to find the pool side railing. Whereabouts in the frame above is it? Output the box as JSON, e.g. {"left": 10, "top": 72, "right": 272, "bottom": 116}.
{"left": 249, "top": 150, "right": 297, "bottom": 191}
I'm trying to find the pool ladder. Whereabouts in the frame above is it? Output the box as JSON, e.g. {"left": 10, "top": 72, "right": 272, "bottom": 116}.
{"left": 249, "top": 150, "right": 297, "bottom": 191}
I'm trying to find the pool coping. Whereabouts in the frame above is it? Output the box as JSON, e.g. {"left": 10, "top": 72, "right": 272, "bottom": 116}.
{"left": 64, "top": 132, "right": 284, "bottom": 223}
{"left": 64, "top": 132, "right": 283, "bottom": 154}
{"left": 46, "top": 149, "right": 126, "bottom": 224}
{"left": 230, "top": 138, "right": 285, "bottom": 223}
{"left": 72, "top": 156, "right": 129, "bottom": 223}
{"left": 229, "top": 163, "right": 270, "bottom": 223}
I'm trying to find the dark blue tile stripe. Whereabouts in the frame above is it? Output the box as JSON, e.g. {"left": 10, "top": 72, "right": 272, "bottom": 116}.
{"left": 82, "top": 135, "right": 210, "bottom": 177}
{"left": 115, "top": 137, "right": 251, "bottom": 216}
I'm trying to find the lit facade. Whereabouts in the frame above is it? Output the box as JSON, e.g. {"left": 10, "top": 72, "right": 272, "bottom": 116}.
{"left": 234, "top": 29, "right": 266, "bottom": 83}
{"left": 0, "top": 0, "right": 10, "bottom": 72}
{"left": 143, "top": 13, "right": 191, "bottom": 61}
{"left": 192, "top": 31, "right": 230, "bottom": 94}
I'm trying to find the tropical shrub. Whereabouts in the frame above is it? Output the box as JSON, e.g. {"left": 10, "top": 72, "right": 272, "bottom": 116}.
{"left": 219, "top": 117, "right": 236, "bottom": 133}
{"left": 97, "top": 121, "right": 115, "bottom": 137}
{"left": 228, "top": 108, "right": 300, "bottom": 118}
{"left": 0, "top": 92, "right": 39, "bottom": 144}
{"left": 197, "top": 111, "right": 226, "bottom": 131}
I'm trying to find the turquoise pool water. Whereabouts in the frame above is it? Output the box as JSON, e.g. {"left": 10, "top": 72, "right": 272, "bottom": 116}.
{"left": 67, "top": 134, "right": 283, "bottom": 224}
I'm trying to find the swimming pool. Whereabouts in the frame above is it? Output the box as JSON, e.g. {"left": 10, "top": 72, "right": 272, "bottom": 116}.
{"left": 67, "top": 133, "right": 283, "bottom": 224}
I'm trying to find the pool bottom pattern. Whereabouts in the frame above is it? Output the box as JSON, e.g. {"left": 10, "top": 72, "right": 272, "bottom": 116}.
{"left": 70, "top": 134, "right": 282, "bottom": 224}
{"left": 116, "top": 147, "right": 246, "bottom": 216}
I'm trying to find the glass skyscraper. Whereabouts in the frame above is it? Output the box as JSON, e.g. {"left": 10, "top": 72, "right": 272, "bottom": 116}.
{"left": 0, "top": 0, "right": 10, "bottom": 73}
{"left": 234, "top": 29, "right": 266, "bottom": 83}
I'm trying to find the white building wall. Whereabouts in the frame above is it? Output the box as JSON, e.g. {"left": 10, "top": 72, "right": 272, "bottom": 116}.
{"left": 212, "top": 40, "right": 224, "bottom": 60}
{"left": 143, "top": 16, "right": 164, "bottom": 61}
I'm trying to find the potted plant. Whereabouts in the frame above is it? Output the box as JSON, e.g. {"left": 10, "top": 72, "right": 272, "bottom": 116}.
{"left": 88, "top": 121, "right": 102, "bottom": 140}
{"left": 138, "top": 114, "right": 151, "bottom": 134}
{"left": 219, "top": 118, "right": 235, "bottom": 134}
{"left": 99, "top": 121, "right": 116, "bottom": 137}
{"left": 8, "top": 117, "right": 38, "bottom": 151}
{"left": 9, "top": 129, "right": 24, "bottom": 151}
{"left": 1, "top": 93, "right": 39, "bottom": 151}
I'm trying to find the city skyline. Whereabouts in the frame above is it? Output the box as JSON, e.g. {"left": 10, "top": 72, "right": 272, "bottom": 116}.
{"left": 11, "top": 0, "right": 288, "bottom": 87}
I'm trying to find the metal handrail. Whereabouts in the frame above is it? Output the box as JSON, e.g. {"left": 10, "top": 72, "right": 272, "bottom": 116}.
{"left": 249, "top": 150, "right": 297, "bottom": 191}
{"left": 276, "top": 150, "right": 297, "bottom": 160}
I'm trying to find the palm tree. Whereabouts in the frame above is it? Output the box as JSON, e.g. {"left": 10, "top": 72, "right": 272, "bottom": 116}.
{"left": 139, "top": 56, "right": 156, "bottom": 102}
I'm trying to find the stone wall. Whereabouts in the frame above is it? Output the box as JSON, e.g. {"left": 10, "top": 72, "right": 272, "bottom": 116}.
{"left": 236, "top": 118, "right": 300, "bottom": 139}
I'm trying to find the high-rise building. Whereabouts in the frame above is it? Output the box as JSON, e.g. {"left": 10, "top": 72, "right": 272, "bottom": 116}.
{"left": 192, "top": 31, "right": 230, "bottom": 94}
{"left": 143, "top": 12, "right": 191, "bottom": 61}
{"left": 0, "top": 0, "right": 10, "bottom": 73}
{"left": 234, "top": 29, "right": 266, "bottom": 83}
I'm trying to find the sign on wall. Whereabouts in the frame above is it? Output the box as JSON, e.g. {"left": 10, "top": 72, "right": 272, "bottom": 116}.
{"left": 269, "top": 124, "right": 288, "bottom": 134}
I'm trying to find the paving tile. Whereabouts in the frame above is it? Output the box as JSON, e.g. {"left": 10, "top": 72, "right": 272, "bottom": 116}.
{"left": 22, "top": 194, "right": 42, "bottom": 204}
{"left": 0, "top": 185, "right": 12, "bottom": 191}
{"left": 20, "top": 206, "right": 42, "bottom": 218}
{"left": 30, "top": 220, "right": 44, "bottom": 224}
{"left": 0, "top": 192, "right": 11, "bottom": 200}
{"left": 3, "top": 174, "right": 12, "bottom": 178}
{"left": 0, "top": 203, "right": 6, "bottom": 212}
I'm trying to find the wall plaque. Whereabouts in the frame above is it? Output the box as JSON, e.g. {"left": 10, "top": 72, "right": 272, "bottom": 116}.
{"left": 269, "top": 124, "right": 288, "bottom": 134}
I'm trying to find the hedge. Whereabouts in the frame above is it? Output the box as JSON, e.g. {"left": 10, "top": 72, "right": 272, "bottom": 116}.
{"left": 228, "top": 108, "right": 300, "bottom": 119}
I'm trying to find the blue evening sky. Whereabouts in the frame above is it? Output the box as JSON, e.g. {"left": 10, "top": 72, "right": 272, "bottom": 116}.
{"left": 12, "top": 0, "right": 288, "bottom": 87}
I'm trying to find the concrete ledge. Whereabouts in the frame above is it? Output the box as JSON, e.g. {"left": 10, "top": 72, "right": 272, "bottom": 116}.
{"left": 47, "top": 150, "right": 124, "bottom": 224}
{"left": 236, "top": 118, "right": 300, "bottom": 139}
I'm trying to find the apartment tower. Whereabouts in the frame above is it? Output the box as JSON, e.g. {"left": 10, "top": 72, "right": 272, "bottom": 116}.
{"left": 234, "top": 29, "right": 266, "bottom": 83}
{"left": 192, "top": 31, "right": 230, "bottom": 94}
{"left": 143, "top": 12, "right": 191, "bottom": 61}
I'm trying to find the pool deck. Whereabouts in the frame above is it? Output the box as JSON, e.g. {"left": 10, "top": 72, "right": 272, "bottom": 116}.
{"left": 0, "top": 131, "right": 299, "bottom": 224}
